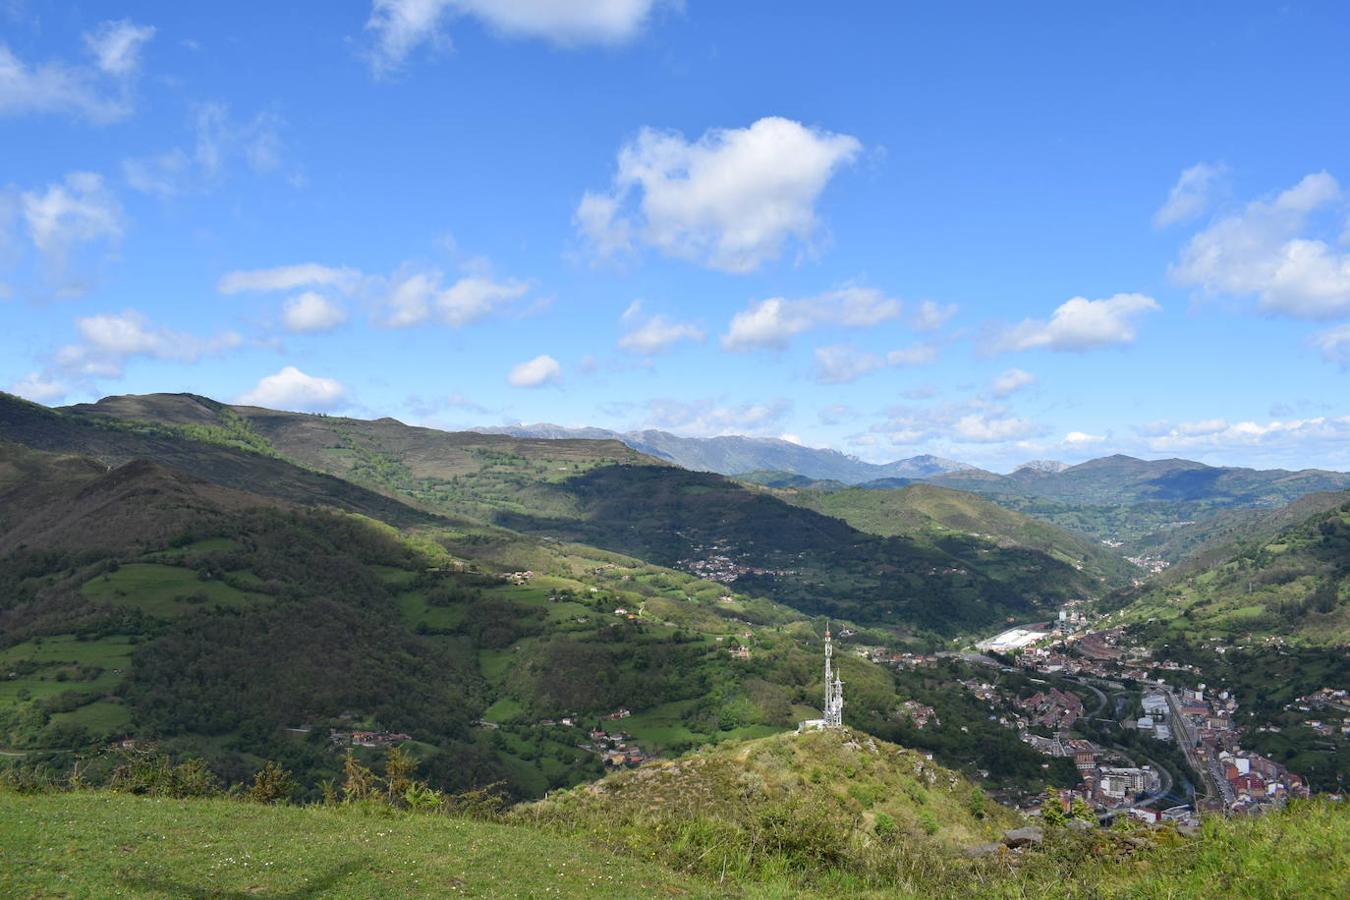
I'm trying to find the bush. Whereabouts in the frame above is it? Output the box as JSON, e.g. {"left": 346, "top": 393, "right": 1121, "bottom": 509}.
{"left": 111, "top": 751, "right": 222, "bottom": 798}
{"left": 243, "top": 761, "right": 295, "bottom": 805}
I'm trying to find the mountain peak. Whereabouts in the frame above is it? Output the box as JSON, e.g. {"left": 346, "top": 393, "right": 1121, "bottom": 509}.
{"left": 1013, "top": 459, "right": 1068, "bottom": 474}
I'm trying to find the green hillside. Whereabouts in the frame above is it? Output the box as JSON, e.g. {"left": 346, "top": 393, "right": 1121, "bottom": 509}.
{"left": 20, "top": 393, "right": 1111, "bottom": 636}
{"left": 521, "top": 728, "right": 1017, "bottom": 859}
{"left": 766, "top": 481, "right": 1137, "bottom": 588}
{"left": 1115, "top": 497, "right": 1350, "bottom": 646}
{"left": 5, "top": 441, "right": 979, "bottom": 799}
{"left": 929, "top": 454, "right": 1350, "bottom": 551}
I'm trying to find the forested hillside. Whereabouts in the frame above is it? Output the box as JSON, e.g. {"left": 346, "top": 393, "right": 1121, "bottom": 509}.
{"left": 760, "top": 480, "right": 1138, "bottom": 588}
{"left": 27, "top": 393, "right": 1109, "bottom": 634}
{"left": 1117, "top": 496, "right": 1350, "bottom": 646}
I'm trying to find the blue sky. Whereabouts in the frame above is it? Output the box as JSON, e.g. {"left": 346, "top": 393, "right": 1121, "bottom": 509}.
{"left": 3, "top": 1, "right": 1349, "bottom": 472}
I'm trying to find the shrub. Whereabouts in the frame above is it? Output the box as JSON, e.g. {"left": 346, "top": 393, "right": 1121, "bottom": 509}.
{"left": 111, "top": 751, "right": 222, "bottom": 799}
{"left": 243, "top": 761, "right": 295, "bottom": 805}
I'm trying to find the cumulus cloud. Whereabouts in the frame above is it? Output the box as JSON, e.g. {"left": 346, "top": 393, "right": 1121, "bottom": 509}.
{"left": 910, "top": 299, "right": 958, "bottom": 331}
{"left": 437, "top": 274, "right": 530, "bottom": 327}
{"left": 577, "top": 116, "right": 862, "bottom": 273}
{"left": 869, "top": 400, "right": 1047, "bottom": 447}
{"left": 218, "top": 263, "right": 361, "bottom": 295}
{"left": 53, "top": 310, "right": 242, "bottom": 379}
{"left": 1063, "top": 431, "right": 1105, "bottom": 446}
{"left": 366, "top": 0, "right": 664, "bottom": 74}
{"left": 1154, "top": 162, "right": 1227, "bottom": 228}
{"left": 17, "top": 172, "right": 123, "bottom": 293}
{"left": 0, "top": 19, "right": 154, "bottom": 123}
{"left": 886, "top": 343, "right": 939, "bottom": 367}
{"left": 377, "top": 269, "right": 529, "bottom": 328}
{"left": 994, "top": 293, "right": 1160, "bottom": 353}
{"left": 507, "top": 353, "right": 562, "bottom": 388}
{"left": 1312, "top": 324, "right": 1350, "bottom": 367}
{"left": 237, "top": 366, "right": 347, "bottom": 411}
{"left": 22, "top": 172, "right": 121, "bottom": 256}
{"left": 1171, "top": 171, "right": 1350, "bottom": 320}
{"left": 1142, "top": 415, "right": 1350, "bottom": 454}
{"left": 282, "top": 292, "right": 348, "bottom": 333}
{"left": 952, "top": 413, "right": 1042, "bottom": 443}
{"left": 722, "top": 286, "right": 900, "bottom": 351}
{"left": 6, "top": 372, "right": 68, "bottom": 403}
{"left": 991, "top": 368, "right": 1035, "bottom": 396}
{"left": 617, "top": 301, "right": 704, "bottom": 354}
{"left": 220, "top": 258, "right": 531, "bottom": 331}
{"left": 641, "top": 396, "right": 792, "bottom": 437}
{"left": 814, "top": 345, "right": 884, "bottom": 385}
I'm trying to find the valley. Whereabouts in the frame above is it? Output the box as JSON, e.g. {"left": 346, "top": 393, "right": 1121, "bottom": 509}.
{"left": 2, "top": 391, "right": 1347, "bottom": 896}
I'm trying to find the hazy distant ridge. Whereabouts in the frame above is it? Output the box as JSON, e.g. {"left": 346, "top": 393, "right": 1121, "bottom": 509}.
{"left": 472, "top": 423, "right": 978, "bottom": 483}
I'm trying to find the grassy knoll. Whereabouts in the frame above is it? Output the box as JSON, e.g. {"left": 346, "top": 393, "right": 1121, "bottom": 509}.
{"left": 0, "top": 791, "right": 721, "bottom": 899}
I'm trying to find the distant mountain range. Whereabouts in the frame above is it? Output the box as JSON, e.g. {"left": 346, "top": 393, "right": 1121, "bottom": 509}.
{"left": 472, "top": 424, "right": 978, "bottom": 483}
{"left": 475, "top": 425, "right": 1350, "bottom": 504}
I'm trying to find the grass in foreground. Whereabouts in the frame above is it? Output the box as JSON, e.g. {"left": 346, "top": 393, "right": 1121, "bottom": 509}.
{"left": 1, "top": 788, "right": 1348, "bottom": 898}
{"left": 0, "top": 791, "right": 723, "bottom": 899}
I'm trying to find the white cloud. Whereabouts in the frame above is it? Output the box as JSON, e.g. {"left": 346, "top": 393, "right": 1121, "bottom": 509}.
{"left": 237, "top": 366, "right": 347, "bottom": 411}
{"left": 1154, "top": 162, "right": 1227, "bottom": 228}
{"left": 616, "top": 301, "right": 703, "bottom": 354}
{"left": 17, "top": 171, "right": 123, "bottom": 292}
{"left": 282, "top": 292, "right": 348, "bottom": 333}
{"left": 507, "top": 353, "right": 562, "bottom": 388}
{"left": 578, "top": 116, "right": 862, "bottom": 273}
{"left": 870, "top": 400, "right": 1047, "bottom": 447}
{"left": 1312, "top": 324, "right": 1350, "bottom": 367}
{"left": 886, "top": 343, "right": 938, "bottom": 367}
{"left": 122, "top": 149, "right": 191, "bottom": 196}
{"left": 0, "top": 20, "right": 154, "bottom": 123}
{"left": 380, "top": 269, "right": 437, "bottom": 327}
{"left": 378, "top": 269, "right": 529, "bottom": 328}
{"left": 991, "top": 367, "right": 1035, "bottom": 396}
{"left": 21, "top": 172, "right": 122, "bottom": 257}
{"left": 6, "top": 372, "right": 67, "bottom": 403}
{"left": 1171, "top": 171, "right": 1350, "bottom": 320}
{"left": 1143, "top": 415, "right": 1350, "bottom": 454}
{"left": 814, "top": 345, "right": 884, "bottom": 385}
{"left": 366, "top": 0, "right": 664, "bottom": 74}
{"left": 953, "top": 413, "right": 1042, "bottom": 443}
{"left": 911, "top": 299, "right": 957, "bottom": 331}
{"left": 437, "top": 275, "right": 529, "bottom": 326}
{"left": 641, "top": 396, "right": 792, "bottom": 437}
{"left": 722, "top": 286, "right": 900, "bottom": 351}
{"left": 83, "top": 20, "right": 156, "bottom": 77}
{"left": 126, "top": 103, "right": 288, "bottom": 196}
{"left": 1063, "top": 431, "right": 1105, "bottom": 446}
{"left": 220, "top": 258, "right": 529, "bottom": 331}
{"left": 53, "top": 310, "right": 242, "bottom": 379}
{"left": 995, "top": 293, "right": 1160, "bottom": 352}
{"left": 218, "top": 263, "right": 360, "bottom": 295}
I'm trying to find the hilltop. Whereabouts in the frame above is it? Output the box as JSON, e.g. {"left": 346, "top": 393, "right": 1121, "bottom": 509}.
{"left": 521, "top": 728, "right": 1017, "bottom": 857}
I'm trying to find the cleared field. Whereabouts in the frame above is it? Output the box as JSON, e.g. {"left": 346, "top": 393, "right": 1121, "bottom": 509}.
{"left": 81, "top": 563, "right": 266, "bottom": 617}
